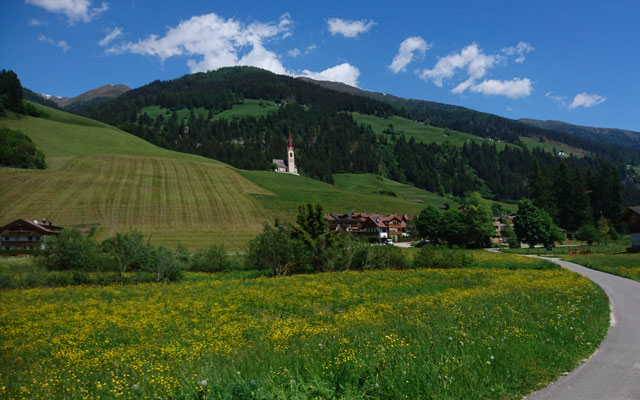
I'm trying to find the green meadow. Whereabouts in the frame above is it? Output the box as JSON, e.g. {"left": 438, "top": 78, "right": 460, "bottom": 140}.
{"left": 560, "top": 252, "right": 640, "bottom": 282}
{"left": 0, "top": 251, "right": 609, "bottom": 400}
{"left": 351, "top": 112, "right": 483, "bottom": 147}
{"left": 140, "top": 99, "right": 280, "bottom": 123}
{"left": 1, "top": 104, "right": 462, "bottom": 249}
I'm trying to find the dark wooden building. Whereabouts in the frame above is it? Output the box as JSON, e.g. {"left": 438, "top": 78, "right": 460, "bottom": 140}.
{"left": 0, "top": 219, "right": 63, "bottom": 255}
{"left": 618, "top": 206, "right": 640, "bottom": 252}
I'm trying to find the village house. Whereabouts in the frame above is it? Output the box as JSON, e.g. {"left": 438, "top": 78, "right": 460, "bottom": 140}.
{"left": 325, "top": 212, "right": 412, "bottom": 242}
{"left": 490, "top": 214, "right": 516, "bottom": 245}
{"left": 0, "top": 218, "right": 63, "bottom": 255}
{"left": 618, "top": 206, "right": 640, "bottom": 252}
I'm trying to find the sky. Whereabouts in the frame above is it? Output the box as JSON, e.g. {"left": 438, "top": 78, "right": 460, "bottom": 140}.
{"left": 1, "top": 0, "right": 639, "bottom": 131}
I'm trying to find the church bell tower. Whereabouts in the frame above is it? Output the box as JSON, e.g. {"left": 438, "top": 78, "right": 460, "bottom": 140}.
{"left": 287, "top": 130, "right": 298, "bottom": 175}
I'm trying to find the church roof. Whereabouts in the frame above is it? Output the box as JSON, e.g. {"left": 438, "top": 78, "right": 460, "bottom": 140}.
{"left": 272, "top": 159, "right": 287, "bottom": 169}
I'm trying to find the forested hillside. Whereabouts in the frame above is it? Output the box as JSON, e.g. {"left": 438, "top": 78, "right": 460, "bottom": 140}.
{"left": 520, "top": 118, "right": 640, "bottom": 150}
{"left": 75, "top": 67, "right": 640, "bottom": 229}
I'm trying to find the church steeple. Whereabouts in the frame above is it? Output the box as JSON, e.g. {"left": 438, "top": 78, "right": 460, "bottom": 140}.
{"left": 287, "top": 129, "right": 298, "bottom": 175}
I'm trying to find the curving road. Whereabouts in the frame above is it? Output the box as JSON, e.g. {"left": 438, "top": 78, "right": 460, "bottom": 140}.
{"left": 520, "top": 256, "right": 640, "bottom": 400}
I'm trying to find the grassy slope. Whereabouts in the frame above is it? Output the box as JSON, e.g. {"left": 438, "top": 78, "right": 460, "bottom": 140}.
{"left": 0, "top": 105, "right": 272, "bottom": 249}
{"left": 351, "top": 112, "right": 485, "bottom": 147}
{"left": 352, "top": 112, "right": 582, "bottom": 156}
{"left": 2, "top": 104, "right": 458, "bottom": 248}
{"left": 237, "top": 171, "right": 438, "bottom": 222}
{"left": 141, "top": 99, "right": 280, "bottom": 122}
{"left": 559, "top": 253, "right": 640, "bottom": 282}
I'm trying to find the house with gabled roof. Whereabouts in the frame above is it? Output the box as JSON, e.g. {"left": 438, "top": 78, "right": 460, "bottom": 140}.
{"left": 1, "top": 218, "right": 63, "bottom": 255}
{"left": 325, "top": 212, "right": 411, "bottom": 242}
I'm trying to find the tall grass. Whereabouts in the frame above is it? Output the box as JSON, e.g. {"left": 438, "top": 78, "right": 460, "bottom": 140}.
{"left": 560, "top": 253, "right": 640, "bottom": 282}
{"left": 0, "top": 256, "right": 609, "bottom": 399}
{"left": 502, "top": 244, "right": 627, "bottom": 256}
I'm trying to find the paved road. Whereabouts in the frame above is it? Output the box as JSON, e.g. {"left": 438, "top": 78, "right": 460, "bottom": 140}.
{"left": 519, "top": 256, "right": 640, "bottom": 400}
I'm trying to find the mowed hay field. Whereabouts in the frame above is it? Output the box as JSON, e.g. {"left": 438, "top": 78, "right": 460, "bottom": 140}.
{"left": 0, "top": 106, "right": 272, "bottom": 249}
{"left": 1, "top": 105, "right": 451, "bottom": 248}
{"left": 0, "top": 254, "right": 609, "bottom": 399}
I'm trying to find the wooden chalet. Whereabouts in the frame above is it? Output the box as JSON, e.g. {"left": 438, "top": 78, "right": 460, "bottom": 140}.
{"left": 0, "top": 218, "right": 63, "bottom": 255}
{"left": 325, "top": 212, "right": 411, "bottom": 242}
{"left": 619, "top": 206, "right": 640, "bottom": 252}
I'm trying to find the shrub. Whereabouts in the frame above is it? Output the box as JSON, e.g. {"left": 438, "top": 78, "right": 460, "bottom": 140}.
{"left": 152, "top": 246, "right": 184, "bottom": 282}
{"left": 366, "top": 245, "right": 408, "bottom": 270}
{"left": 575, "top": 225, "right": 603, "bottom": 246}
{"left": 412, "top": 245, "right": 475, "bottom": 269}
{"left": 325, "top": 235, "right": 370, "bottom": 271}
{"left": 247, "top": 224, "right": 304, "bottom": 276}
{"left": 101, "top": 230, "right": 154, "bottom": 277}
{"left": 38, "top": 229, "right": 105, "bottom": 272}
{"left": 190, "top": 244, "right": 233, "bottom": 273}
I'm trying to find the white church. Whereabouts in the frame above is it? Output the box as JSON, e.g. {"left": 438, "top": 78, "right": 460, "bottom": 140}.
{"left": 273, "top": 130, "right": 299, "bottom": 175}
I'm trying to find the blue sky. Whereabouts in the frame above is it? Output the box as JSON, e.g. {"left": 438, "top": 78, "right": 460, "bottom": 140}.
{"left": 1, "top": 0, "right": 639, "bottom": 131}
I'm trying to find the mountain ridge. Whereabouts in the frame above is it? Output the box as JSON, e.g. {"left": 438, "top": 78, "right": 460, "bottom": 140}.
{"left": 34, "top": 84, "right": 131, "bottom": 110}
{"left": 520, "top": 118, "right": 640, "bottom": 150}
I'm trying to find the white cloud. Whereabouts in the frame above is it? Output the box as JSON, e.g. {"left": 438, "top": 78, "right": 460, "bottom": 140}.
{"left": 469, "top": 78, "right": 532, "bottom": 99}
{"left": 109, "top": 12, "right": 292, "bottom": 75}
{"left": 418, "top": 42, "right": 533, "bottom": 99}
{"left": 38, "top": 34, "right": 70, "bottom": 51}
{"left": 327, "top": 18, "right": 374, "bottom": 38}
{"left": 502, "top": 42, "right": 534, "bottom": 63}
{"left": 419, "top": 43, "right": 497, "bottom": 87}
{"left": 287, "top": 44, "right": 316, "bottom": 58}
{"left": 287, "top": 48, "right": 301, "bottom": 58}
{"left": 545, "top": 91, "right": 568, "bottom": 107}
{"left": 301, "top": 63, "right": 360, "bottom": 87}
{"left": 546, "top": 91, "right": 607, "bottom": 109}
{"left": 569, "top": 92, "right": 606, "bottom": 109}
{"left": 98, "top": 27, "right": 122, "bottom": 46}
{"left": 29, "top": 18, "right": 47, "bottom": 26}
{"left": 26, "top": 0, "right": 108, "bottom": 23}
{"left": 389, "top": 36, "right": 429, "bottom": 73}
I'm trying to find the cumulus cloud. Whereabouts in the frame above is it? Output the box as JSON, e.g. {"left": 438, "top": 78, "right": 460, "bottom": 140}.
{"left": 389, "top": 36, "right": 429, "bottom": 73}
{"left": 469, "top": 78, "right": 532, "bottom": 99}
{"left": 26, "top": 0, "right": 108, "bottom": 23}
{"left": 38, "top": 34, "right": 70, "bottom": 51}
{"left": 301, "top": 63, "right": 360, "bottom": 87}
{"left": 109, "top": 12, "right": 292, "bottom": 75}
{"left": 327, "top": 18, "right": 375, "bottom": 38}
{"left": 98, "top": 27, "right": 122, "bottom": 46}
{"left": 419, "top": 43, "right": 497, "bottom": 87}
{"left": 418, "top": 42, "right": 533, "bottom": 99}
{"left": 569, "top": 92, "right": 607, "bottom": 109}
{"left": 502, "top": 42, "right": 534, "bottom": 63}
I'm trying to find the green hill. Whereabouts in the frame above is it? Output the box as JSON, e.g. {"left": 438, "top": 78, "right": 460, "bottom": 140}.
{"left": 0, "top": 105, "right": 274, "bottom": 249}
{"left": 0, "top": 104, "right": 457, "bottom": 249}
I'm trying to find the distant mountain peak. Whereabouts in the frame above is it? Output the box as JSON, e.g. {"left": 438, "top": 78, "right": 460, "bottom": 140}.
{"left": 41, "top": 84, "right": 131, "bottom": 108}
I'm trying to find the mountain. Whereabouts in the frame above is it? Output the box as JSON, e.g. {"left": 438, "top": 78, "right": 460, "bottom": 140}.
{"left": 300, "top": 77, "right": 640, "bottom": 164}
{"left": 1, "top": 102, "right": 451, "bottom": 248}
{"left": 37, "top": 84, "right": 131, "bottom": 110}
{"left": 520, "top": 118, "right": 640, "bottom": 150}
{"left": 76, "top": 66, "right": 640, "bottom": 208}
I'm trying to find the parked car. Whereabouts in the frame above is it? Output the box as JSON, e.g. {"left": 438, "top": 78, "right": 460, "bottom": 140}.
{"left": 414, "top": 239, "right": 428, "bottom": 248}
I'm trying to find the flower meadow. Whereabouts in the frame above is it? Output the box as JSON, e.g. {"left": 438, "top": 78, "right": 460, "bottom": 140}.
{"left": 0, "top": 255, "right": 609, "bottom": 399}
